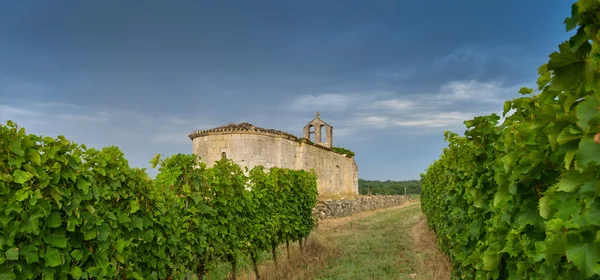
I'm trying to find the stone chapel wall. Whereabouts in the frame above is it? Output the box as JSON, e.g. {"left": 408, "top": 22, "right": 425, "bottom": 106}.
{"left": 191, "top": 130, "right": 358, "bottom": 195}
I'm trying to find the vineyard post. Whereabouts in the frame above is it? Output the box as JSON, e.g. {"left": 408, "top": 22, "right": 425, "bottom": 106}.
{"left": 250, "top": 252, "right": 260, "bottom": 280}
{"left": 271, "top": 244, "right": 278, "bottom": 267}
{"left": 286, "top": 240, "right": 290, "bottom": 260}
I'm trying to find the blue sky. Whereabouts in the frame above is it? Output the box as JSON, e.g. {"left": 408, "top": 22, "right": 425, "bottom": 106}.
{"left": 0, "top": 1, "right": 574, "bottom": 180}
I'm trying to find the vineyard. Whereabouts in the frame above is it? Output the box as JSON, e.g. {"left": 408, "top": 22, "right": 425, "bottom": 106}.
{"left": 0, "top": 120, "right": 318, "bottom": 279}
{"left": 421, "top": 1, "right": 600, "bottom": 279}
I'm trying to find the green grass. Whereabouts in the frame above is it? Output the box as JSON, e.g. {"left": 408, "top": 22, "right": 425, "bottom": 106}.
{"left": 186, "top": 248, "right": 272, "bottom": 279}
{"left": 191, "top": 243, "right": 296, "bottom": 279}
{"left": 188, "top": 204, "right": 441, "bottom": 280}
{"left": 311, "top": 204, "right": 422, "bottom": 280}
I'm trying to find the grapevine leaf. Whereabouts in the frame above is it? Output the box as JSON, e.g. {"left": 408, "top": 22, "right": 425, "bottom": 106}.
{"left": 565, "top": 150, "right": 576, "bottom": 170}
{"left": 21, "top": 245, "right": 39, "bottom": 264}
{"left": 10, "top": 140, "right": 24, "bottom": 156}
{"left": 76, "top": 179, "right": 91, "bottom": 195}
{"left": 15, "top": 189, "right": 30, "bottom": 201}
{"left": 84, "top": 229, "right": 96, "bottom": 240}
{"left": 564, "top": 94, "right": 580, "bottom": 114}
{"left": 575, "top": 96, "right": 599, "bottom": 130}
{"left": 569, "top": 28, "right": 589, "bottom": 52}
{"left": 538, "top": 232, "right": 567, "bottom": 263}
{"left": 516, "top": 207, "right": 541, "bottom": 228}
{"left": 117, "top": 213, "right": 130, "bottom": 224}
{"left": 97, "top": 224, "right": 110, "bottom": 241}
{"left": 150, "top": 154, "right": 161, "bottom": 168}
{"left": 131, "top": 272, "right": 144, "bottom": 280}
{"left": 482, "top": 251, "right": 499, "bottom": 271}
{"left": 537, "top": 71, "right": 551, "bottom": 90}
{"left": 564, "top": 3, "right": 579, "bottom": 31}
{"left": 0, "top": 271, "right": 16, "bottom": 280}
{"left": 519, "top": 87, "right": 533, "bottom": 95}
{"left": 115, "top": 240, "right": 125, "bottom": 253}
{"left": 66, "top": 216, "right": 80, "bottom": 232}
{"left": 132, "top": 217, "right": 143, "bottom": 230}
{"left": 70, "top": 266, "right": 83, "bottom": 279}
{"left": 556, "top": 171, "right": 587, "bottom": 192}
{"left": 70, "top": 250, "right": 82, "bottom": 261}
{"left": 43, "top": 246, "right": 61, "bottom": 267}
{"left": 46, "top": 212, "right": 62, "bottom": 228}
{"left": 566, "top": 233, "right": 599, "bottom": 278}
{"left": 44, "top": 230, "right": 67, "bottom": 248}
{"left": 27, "top": 150, "right": 41, "bottom": 166}
{"left": 548, "top": 42, "right": 590, "bottom": 90}
{"left": 13, "top": 170, "right": 33, "bottom": 184}
{"left": 557, "top": 126, "right": 582, "bottom": 145}
{"left": 503, "top": 101, "right": 511, "bottom": 116}
{"left": 68, "top": 157, "right": 79, "bottom": 171}
{"left": 197, "top": 203, "right": 214, "bottom": 214}
{"left": 84, "top": 204, "right": 95, "bottom": 214}
{"left": 5, "top": 248, "right": 18, "bottom": 260}
{"left": 538, "top": 63, "right": 548, "bottom": 75}
{"left": 130, "top": 199, "right": 140, "bottom": 214}
{"left": 576, "top": 137, "right": 600, "bottom": 168}
{"left": 539, "top": 196, "right": 552, "bottom": 219}
{"left": 42, "top": 270, "right": 54, "bottom": 280}
{"left": 49, "top": 187, "right": 62, "bottom": 209}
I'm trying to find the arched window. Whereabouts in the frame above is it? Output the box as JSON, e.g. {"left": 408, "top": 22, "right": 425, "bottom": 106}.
{"left": 319, "top": 125, "right": 325, "bottom": 143}
{"left": 308, "top": 125, "right": 315, "bottom": 141}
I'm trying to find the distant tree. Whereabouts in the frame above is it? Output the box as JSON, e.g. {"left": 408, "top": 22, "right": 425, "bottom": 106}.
{"left": 358, "top": 179, "right": 421, "bottom": 195}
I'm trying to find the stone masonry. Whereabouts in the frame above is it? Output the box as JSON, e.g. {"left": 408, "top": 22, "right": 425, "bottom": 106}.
{"left": 189, "top": 113, "right": 359, "bottom": 195}
{"left": 312, "top": 195, "right": 416, "bottom": 219}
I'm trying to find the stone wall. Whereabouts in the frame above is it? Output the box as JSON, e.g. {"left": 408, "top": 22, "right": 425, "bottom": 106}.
{"left": 190, "top": 125, "right": 358, "bottom": 195}
{"left": 313, "top": 195, "right": 416, "bottom": 219}
{"left": 296, "top": 142, "right": 359, "bottom": 194}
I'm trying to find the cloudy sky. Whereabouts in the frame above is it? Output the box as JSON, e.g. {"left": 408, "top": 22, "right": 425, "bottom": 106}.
{"left": 1, "top": 1, "right": 574, "bottom": 180}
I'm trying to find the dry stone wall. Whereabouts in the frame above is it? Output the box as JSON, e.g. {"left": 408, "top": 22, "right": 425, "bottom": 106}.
{"left": 190, "top": 124, "right": 359, "bottom": 195}
{"left": 313, "top": 195, "right": 416, "bottom": 219}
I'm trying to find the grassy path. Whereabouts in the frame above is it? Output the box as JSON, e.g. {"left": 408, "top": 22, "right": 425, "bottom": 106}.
{"left": 228, "top": 202, "right": 450, "bottom": 280}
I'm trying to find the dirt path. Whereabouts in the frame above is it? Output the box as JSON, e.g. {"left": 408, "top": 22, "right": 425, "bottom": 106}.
{"left": 317, "top": 201, "right": 421, "bottom": 231}
{"left": 233, "top": 201, "right": 451, "bottom": 280}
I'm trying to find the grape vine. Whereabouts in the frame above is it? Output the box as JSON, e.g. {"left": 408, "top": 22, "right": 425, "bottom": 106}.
{"left": 0, "top": 121, "right": 319, "bottom": 279}
{"left": 421, "top": 1, "right": 600, "bottom": 279}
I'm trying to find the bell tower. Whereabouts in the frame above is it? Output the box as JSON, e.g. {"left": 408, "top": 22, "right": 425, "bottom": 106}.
{"left": 303, "top": 112, "right": 333, "bottom": 148}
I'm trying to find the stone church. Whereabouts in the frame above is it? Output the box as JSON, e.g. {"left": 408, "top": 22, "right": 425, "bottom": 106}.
{"left": 188, "top": 113, "right": 359, "bottom": 195}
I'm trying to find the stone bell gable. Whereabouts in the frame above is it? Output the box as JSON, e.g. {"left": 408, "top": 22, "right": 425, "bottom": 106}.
{"left": 303, "top": 112, "right": 333, "bottom": 148}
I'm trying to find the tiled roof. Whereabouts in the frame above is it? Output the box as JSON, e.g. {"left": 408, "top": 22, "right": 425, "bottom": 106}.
{"left": 189, "top": 123, "right": 299, "bottom": 140}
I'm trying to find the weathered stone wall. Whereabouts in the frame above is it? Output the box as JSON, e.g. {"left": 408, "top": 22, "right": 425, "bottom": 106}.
{"left": 192, "top": 131, "right": 288, "bottom": 171}
{"left": 191, "top": 129, "right": 358, "bottom": 195}
{"left": 313, "top": 195, "right": 416, "bottom": 219}
{"left": 296, "top": 143, "right": 358, "bottom": 194}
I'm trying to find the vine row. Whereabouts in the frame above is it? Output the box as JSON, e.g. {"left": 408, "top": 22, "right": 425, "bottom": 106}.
{"left": 421, "top": 1, "right": 600, "bottom": 279}
{"left": 0, "top": 121, "right": 318, "bottom": 279}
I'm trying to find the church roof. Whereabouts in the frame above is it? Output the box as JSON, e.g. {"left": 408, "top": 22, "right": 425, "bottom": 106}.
{"left": 188, "top": 122, "right": 299, "bottom": 140}
{"left": 304, "top": 111, "right": 332, "bottom": 127}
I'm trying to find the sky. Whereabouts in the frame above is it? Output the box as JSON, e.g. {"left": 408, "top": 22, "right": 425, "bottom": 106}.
{"left": 0, "top": 1, "right": 575, "bottom": 180}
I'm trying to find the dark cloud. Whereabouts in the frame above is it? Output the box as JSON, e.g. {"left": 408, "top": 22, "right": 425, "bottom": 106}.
{"left": 0, "top": 0, "right": 575, "bottom": 180}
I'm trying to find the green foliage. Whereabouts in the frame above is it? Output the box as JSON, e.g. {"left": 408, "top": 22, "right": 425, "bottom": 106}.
{"left": 242, "top": 166, "right": 317, "bottom": 275}
{"left": 420, "top": 2, "right": 600, "bottom": 278}
{"left": 0, "top": 121, "right": 153, "bottom": 279}
{"left": 331, "top": 146, "right": 355, "bottom": 157}
{"left": 0, "top": 121, "right": 319, "bottom": 279}
{"left": 358, "top": 179, "right": 421, "bottom": 195}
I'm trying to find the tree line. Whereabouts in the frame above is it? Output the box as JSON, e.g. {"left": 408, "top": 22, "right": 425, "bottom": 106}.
{"left": 358, "top": 179, "right": 421, "bottom": 195}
